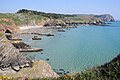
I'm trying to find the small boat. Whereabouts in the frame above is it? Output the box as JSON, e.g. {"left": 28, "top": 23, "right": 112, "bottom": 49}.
{"left": 32, "top": 36, "right": 42, "bottom": 40}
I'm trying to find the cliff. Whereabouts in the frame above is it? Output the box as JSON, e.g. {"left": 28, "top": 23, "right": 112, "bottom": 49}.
{"left": 0, "top": 35, "right": 58, "bottom": 78}
{"left": 0, "top": 35, "right": 32, "bottom": 71}
{"left": 94, "top": 14, "right": 115, "bottom": 22}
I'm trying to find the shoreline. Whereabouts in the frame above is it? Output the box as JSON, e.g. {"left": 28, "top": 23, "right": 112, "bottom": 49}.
{"left": 19, "top": 26, "right": 43, "bottom": 30}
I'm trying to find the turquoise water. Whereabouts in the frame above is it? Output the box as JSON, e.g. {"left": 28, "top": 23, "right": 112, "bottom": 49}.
{"left": 23, "top": 21, "right": 120, "bottom": 72}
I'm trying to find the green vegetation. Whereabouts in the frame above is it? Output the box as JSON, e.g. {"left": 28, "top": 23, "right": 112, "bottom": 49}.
{"left": 17, "top": 9, "right": 102, "bottom": 23}
{"left": 0, "top": 33, "right": 3, "bottom": 37}
{"left": 0, "top": 13, "right": 44, "bottom": 26}
{"left": 64, "top": 15, "right": 103, "bottom": 23}
{"left": 17, "top": 9, "right": 75, "bottom": 19}
{"left": 0, "top": 13, "right": 22, "bottom": 26}
{"left": 0, "top": 9, "right": 114, "bottom": 28}
{"left": 0, "top": 20, "right": 12, "bottom": 25}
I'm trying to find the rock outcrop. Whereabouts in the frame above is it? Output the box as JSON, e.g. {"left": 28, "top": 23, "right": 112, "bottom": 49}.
{"left": 0, "top": 36, "right": 32, "bottom": 71}
{"left": 44, "top": 19, "right": 66, "bottom": 27}
{"left": 0, "top": 60, "right": 59, "bottom": 79}
{"left": 0, "top": 35, "right": 58, "bottom": 78}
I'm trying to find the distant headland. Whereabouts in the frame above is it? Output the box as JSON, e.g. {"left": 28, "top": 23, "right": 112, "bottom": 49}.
{"left": 0, "top": 9, "right": 115, "bottom": 32}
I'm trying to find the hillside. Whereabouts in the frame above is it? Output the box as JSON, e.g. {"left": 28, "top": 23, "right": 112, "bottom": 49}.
{"left": 0, "top": 9, "right": 115, "bottom": 33}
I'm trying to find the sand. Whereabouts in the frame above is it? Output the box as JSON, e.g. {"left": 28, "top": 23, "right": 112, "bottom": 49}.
{"left": 19, "top": 26, "right": 43, "bottom": 30}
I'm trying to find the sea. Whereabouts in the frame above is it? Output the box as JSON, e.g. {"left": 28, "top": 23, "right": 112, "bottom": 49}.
{"left": 22, "top": 21, "right": 120, "bottom": 72}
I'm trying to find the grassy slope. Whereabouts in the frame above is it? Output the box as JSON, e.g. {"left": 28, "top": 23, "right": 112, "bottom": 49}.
{"left": 64, "top": 15, "right": 101, "bottom": 23}
{"left": 0, "top": 12, "right": 103, "bottom": 27}
{"left": 0, "top": 33, "right": 3, "bottom": 37}
{"left": 0, "top": 13, "right": 44, "bottom": 26}
{"left": 0, "top": 13, "right": 21, "bottom": 26}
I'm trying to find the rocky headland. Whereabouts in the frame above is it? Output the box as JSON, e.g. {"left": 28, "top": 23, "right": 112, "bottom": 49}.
{"left": 94, "top": 14, "right": 115, "bottom": 22}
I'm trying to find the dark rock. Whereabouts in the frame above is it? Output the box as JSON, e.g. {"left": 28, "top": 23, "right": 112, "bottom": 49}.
{"left": 46, "top": 59, "right": 50, "bottom": 61}
{"left": 41, "top": 53, "right": 43, "bottom": 54}
{"left": 12, "top": 41, "right": 31, "bottom": 49}
{"left": 57, "top": 29, "right": 65, "bottom": 32}
{"left": 59, "top": 69, "right": 64, "bottom": 71}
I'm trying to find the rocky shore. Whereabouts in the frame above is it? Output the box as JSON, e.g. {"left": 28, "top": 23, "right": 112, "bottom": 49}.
{"left": 0, "top": 29, "right": 59, "bottom": 78}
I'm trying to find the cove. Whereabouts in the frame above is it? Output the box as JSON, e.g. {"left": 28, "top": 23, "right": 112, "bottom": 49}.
{"left": 23, "top": 21, "right": 120, "bottom": 72}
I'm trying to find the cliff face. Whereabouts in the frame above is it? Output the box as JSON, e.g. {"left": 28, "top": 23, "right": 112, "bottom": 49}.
{"left": 0, "top": 36, "right": 59, "bottom": 78}
{"left": 95, "top": 14, "right": 115, "bottom": 22}
{"left": 44, "top": 19, "right": 66, "bottom": 26}
{"left": 0, "top": 36, "right": 32, "bottom": 70}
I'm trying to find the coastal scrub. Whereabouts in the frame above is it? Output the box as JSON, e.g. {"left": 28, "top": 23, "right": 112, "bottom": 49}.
{"left": 0, "top": 33, "right": 3, "bottom": 37}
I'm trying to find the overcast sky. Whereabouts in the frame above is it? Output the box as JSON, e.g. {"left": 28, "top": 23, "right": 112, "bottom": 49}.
{"left": 0, "top": 0, "right": 120, "bottom": 20}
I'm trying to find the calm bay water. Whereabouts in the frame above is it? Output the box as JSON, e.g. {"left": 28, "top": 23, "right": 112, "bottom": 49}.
{"left": 23, "top": 21, "right": 120, "bottom": 72}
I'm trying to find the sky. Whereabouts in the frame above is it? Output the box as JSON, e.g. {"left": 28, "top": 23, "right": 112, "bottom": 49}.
{"left": 0, "top": 0, "right": 120, "bottom": 20}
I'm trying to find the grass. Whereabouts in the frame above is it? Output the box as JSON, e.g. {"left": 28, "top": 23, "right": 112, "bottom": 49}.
{"left": 0, "top": 20, "right": 12, "bottom": 25}
{"left": 0, "top": 13, "right": 22, "bottom": 26}
{"left": 0, "top": 13, "right": 45, "bottom": 26}
{"left": 0, "top": 33, "right": 3, "bottom": 37}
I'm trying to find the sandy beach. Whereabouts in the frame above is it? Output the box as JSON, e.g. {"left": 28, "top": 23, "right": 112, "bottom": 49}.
{"left": 19, "top": 26, "right": 43, "bottom": 30}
